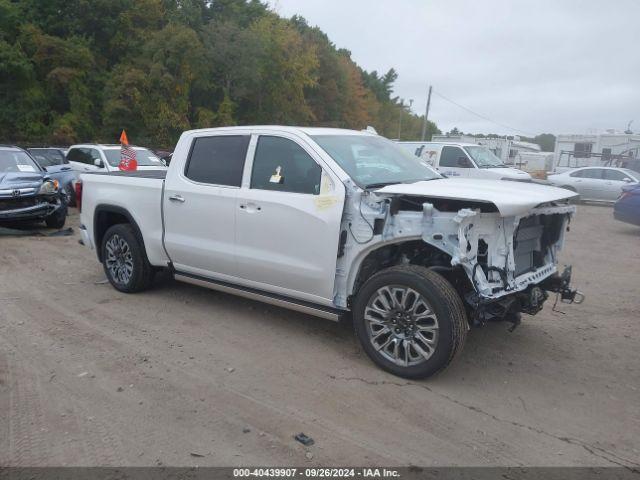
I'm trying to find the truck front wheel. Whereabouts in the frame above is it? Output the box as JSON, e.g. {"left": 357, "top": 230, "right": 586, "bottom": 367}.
{"left": 101, "top": 224, "right": 154, "bottom": 293}
{"left": 353, "top": 265, "right": 468, "bottom": 379}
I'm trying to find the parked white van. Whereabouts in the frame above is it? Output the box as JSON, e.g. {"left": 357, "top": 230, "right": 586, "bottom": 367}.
{"left": 397, "top": 142, "right": 532, "bottom": 181}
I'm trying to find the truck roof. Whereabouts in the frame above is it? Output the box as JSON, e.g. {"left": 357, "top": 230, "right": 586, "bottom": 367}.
{"left": 182, "top": 126, "right": 375, "bottom": 137}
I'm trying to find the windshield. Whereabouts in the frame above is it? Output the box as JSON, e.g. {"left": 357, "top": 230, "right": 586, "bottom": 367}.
{"left": 621, "top": 168, "right": 639, "bottom": 181}
{"left": 311, "top": 135, "right": 441, "bottom": 188}
{"left": 103, "top": 148, "right": 164, "bottom": 167}
{"left": 29, "top": 149, "right": 66, "bottom": 167}
{"left": 464, "top": 146, "right": 505, "bottom": 168}
{"left": 0, "top": 150, "right": 41, "bottom": 173}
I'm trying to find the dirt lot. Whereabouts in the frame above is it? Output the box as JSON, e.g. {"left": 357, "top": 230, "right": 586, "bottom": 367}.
{"left": 0, "top": 205, "right": 638, "bottom": 467}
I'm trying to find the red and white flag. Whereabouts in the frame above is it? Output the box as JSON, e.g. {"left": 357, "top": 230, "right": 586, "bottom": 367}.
{"left": 119, "top": 130, "right": 138, "bottom": 171}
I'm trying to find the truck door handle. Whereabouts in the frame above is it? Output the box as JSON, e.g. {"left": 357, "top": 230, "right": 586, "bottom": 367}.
{"left": 169, "top": 194, "right": 185, "bottom": 203}
{"left": 240, "top": 203, "right": 261, "bottom": 212}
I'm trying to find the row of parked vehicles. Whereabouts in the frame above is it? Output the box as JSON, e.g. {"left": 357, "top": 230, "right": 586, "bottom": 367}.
{"left": 0, "top": 144, "right": 166, "bottom": 228}
{"left": 398, "top": 140, "right": 640, "bottom": 225}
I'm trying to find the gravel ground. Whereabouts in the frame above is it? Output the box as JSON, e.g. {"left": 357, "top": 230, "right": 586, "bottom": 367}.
{"left": 0, "top": 205, "right": 638, "bottom": 467}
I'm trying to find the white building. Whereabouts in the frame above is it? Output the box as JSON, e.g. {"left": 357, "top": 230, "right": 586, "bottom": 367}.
{"left": 554, "top": 131, "right": 640, "bottom": 168}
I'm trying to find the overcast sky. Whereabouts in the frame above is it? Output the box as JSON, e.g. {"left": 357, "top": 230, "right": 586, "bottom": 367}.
{"left": 267, "top": 0, "right": 640, "bottom": 136}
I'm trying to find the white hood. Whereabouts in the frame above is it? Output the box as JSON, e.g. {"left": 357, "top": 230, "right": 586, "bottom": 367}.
{"left": 488, "top": 167, "right": 531, "bottom": 180}
{"left": 377, "top": 178, "right": 577, "bottom": 216}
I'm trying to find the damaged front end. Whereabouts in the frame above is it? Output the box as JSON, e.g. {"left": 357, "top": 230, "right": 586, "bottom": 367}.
{"left": 338, "top": 182, "right": 584, "bottom": 328}
{"left": 0, "top": 182, "right": 66, "bottom": 223}
{"left": 421, "top": 201, "right": 584, "bottom": 326}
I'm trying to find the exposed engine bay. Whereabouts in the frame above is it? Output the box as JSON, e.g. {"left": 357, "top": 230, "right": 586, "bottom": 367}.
{"left": 334, "top": 181, "right": 584, "bottom": 327}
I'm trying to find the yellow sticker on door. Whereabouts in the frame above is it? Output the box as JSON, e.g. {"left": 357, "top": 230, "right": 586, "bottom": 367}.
{"left": 314, "top": 195, "right": 338, "bottom": 210}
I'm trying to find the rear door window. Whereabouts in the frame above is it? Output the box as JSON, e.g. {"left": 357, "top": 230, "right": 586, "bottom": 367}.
{"left": 185, "top": 135, "right": 250, "bottom": 186}
{"left": 603, "top": 169, "right": 628, "bottom": 181}
{"left": 250, "top": 136, "right": 322, "bottom": 195}
{"left": 67, "top": 148, "right": 92, "bottom": 165}
{"left": 571, "top": 169, "right": 602, "bottom": 179}
{"left": 583, "top": 168, "right": 604, "bottom": 179}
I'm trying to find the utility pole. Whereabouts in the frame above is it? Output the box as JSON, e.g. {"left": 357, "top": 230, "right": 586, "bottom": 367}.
{"left": 397, "top": 99, "right": 404, "bottom": 140}
{"left": 397, "top": 99, "right": 413, "bottom": 141}
{"left": 421, "top": 85, "right": 433, "bottom": 141}
{"left": 625, "top": 120, "right": 634, "bottom": 134}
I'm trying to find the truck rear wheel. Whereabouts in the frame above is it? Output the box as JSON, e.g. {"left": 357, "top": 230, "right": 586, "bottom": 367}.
{"left": 101, "top": 224, "right": 154, "bottom": 293}
{"left": 353, "top": 265, "right": 467, "bottom": 379}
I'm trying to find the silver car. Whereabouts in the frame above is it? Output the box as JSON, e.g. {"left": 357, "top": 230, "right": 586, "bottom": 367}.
{"left": 547, "top": 167, "right": 639, "bottom": 202}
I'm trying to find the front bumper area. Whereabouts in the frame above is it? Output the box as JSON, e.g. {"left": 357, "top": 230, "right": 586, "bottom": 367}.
{"left": 0, "top": 196, "right": 62, "bottom": 222}
{"left": 467, "top": 265, "right": 584, "bottom": 327}
{"left": 540, "top": 265, "right": 585, "bottom": 304}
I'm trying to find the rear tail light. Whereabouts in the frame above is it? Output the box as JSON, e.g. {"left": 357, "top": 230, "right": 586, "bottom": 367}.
{"left": 75, "top": 180, "right": 83, "bottom": 212}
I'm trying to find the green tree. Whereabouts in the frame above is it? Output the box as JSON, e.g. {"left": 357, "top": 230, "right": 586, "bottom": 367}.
{"left": 0, "top": 1, "right": 441, "bottom": 147}
{"left": 533, "top": 133, "right": 556, "bottom": 152}
{"left": 247, "top": 15, "right": 318, "bottom": 124}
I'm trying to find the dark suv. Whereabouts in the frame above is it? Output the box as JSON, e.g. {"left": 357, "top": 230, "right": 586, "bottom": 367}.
{"left": 0, "top": 145, "right": 67, "bottom": 228}
{"left": 28, "top": 147, "right": 78, "bottom": 205}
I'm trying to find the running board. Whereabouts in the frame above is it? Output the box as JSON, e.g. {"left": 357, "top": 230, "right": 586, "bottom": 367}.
{"left": 174, "top": 272, "right": 344, "bottom": 322}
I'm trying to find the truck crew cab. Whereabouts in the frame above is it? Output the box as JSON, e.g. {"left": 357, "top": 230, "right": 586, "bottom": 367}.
{"left": 78, "top": 127, "right": 582, "bottom": 379}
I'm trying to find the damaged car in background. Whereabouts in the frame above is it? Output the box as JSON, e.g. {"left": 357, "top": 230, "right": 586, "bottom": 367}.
{"left": 77, "top": 127, "right": 583, "bottom": 378}
{"left": 0, "top": 145, "right": 67, "bottom": 229}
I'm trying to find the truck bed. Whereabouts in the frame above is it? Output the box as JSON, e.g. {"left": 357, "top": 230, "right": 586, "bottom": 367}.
{"left": 79, "top": 169, "right": 169, "bottom": 266}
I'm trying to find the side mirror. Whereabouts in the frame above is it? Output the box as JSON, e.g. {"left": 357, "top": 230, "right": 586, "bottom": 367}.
{"left": 93, "top": 158, "right": 104, "bottom": 168}
{"left": 457, "top": 156, "right": 472, "bottom": 168}
{"left": 623, "top": 177, "right": 632, "bottom": 183}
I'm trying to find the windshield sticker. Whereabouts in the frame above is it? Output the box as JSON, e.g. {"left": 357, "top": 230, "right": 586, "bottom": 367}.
{"left": 17, "top": 164, "right": 36, "bottom": 172}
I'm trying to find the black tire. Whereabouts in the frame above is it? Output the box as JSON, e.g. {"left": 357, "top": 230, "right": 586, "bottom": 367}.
{"left": 101, "top": 224, "right": 154, "bottom": 293}
{"left": 64, "top": 182, "right": 76, "bottom": 207}
{"left": 353, "top": 265, "right": 468, "bottom": 379}
{"left": 44, "top": 203, "right": 67, "bottom": 229}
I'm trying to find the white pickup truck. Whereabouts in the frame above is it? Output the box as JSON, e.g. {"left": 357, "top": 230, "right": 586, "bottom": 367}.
{"left": 78, "top": 126, "right": 583, "bottom": 378}
{"left": 397, "top": 141, "right": 532, "bottom": 181}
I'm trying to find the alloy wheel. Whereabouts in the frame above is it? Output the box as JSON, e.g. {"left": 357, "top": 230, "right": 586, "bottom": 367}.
{"left": 105, "top": 234, "right": 134, "bottom": 285}
{"left": 364, "top": 285, "right": 439, "bottom": 366}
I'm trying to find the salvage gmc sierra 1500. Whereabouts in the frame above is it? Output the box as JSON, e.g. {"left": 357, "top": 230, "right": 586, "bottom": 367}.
{"left": 78, "top": 127, "right": 583, "bottom": 378}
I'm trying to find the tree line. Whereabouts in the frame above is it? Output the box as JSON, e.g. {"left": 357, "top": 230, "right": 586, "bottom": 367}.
{"left": 0, "top": 0, "right": 440, "bottom": 148}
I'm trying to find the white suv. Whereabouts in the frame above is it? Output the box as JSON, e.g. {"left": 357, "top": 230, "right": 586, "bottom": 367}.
{"left": 66, "top": 144, "right": 166, "bottom": 173}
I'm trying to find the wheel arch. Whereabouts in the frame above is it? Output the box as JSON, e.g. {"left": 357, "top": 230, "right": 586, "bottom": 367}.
{"left": 346, "top": 238, "right": 456, "bottom": 303}
{"left": 94, "top": 204, "right": 146, "bottom": 262}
